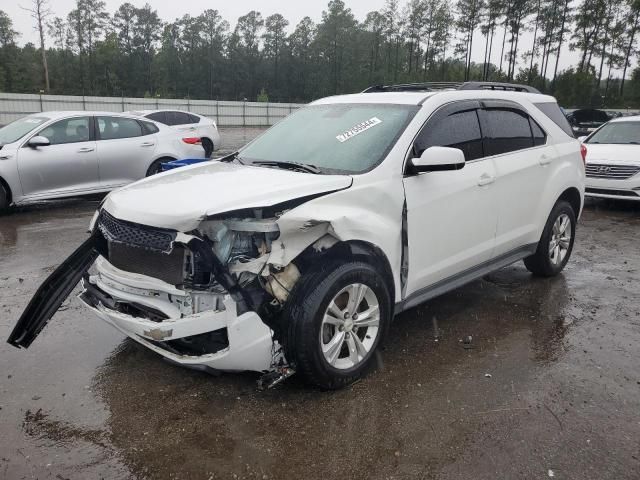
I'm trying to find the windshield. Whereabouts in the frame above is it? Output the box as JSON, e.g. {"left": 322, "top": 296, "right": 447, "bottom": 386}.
{"left": 586, "top": 122, "right": 640, "bottom": 144}
{"left": 239, "top": 104, "right": 419, "bottom": 174}
{"left": 0, "top": 116, "right": 50, "bottom": 145}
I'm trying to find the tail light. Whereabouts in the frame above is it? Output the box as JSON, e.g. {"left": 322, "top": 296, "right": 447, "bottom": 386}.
{"left": 580, "top": 143, "right": 587, "bottom": 166}
{"left": 182, "top": 137, "right": 202, "bottom": 145}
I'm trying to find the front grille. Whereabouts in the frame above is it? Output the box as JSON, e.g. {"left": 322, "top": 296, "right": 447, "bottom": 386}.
{"left": 586, "top": 187, "right": 639, "bottom": 198}
{"left": 108, "top": 242, "right": 186, "bottom": 285}
{"left": 97, "top": 210, "right": 176, "bottom": 253}
{"left": 585, "top": 163, "right": 640, "bottom": 180}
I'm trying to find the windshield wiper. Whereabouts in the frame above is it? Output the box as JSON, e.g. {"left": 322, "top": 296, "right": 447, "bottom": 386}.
{"left": 252, "top": 160, "right": 321, "bottom": 174}
{"left": 219, "top": 151, "right": 245, "bottom": 165}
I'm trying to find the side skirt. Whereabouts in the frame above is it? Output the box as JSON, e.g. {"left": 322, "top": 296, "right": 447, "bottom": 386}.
{"left": 394, "top": 243, "right": 537, "bottom": 315}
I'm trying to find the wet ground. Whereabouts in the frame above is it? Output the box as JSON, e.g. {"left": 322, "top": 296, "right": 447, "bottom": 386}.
{"left": 1, "top": 128, "right": 639, "bottom": 479}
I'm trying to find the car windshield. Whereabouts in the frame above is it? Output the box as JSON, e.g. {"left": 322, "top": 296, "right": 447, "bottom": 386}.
{"left": 586, "top": 122, "right": 640, "bottom": 144}
{"left": 0, "top": 116, "right": 50, "bottom": 145}
{"left": 239, "top": 103, "right": 419, "bottom": 174}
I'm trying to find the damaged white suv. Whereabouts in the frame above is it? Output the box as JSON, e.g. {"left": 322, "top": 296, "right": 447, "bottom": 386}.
{"left": 9, "top": 82, "right": 585, "bottom": 389}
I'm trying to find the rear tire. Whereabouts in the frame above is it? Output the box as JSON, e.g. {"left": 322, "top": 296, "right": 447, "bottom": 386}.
{"left": 0, "top": 183, "right": 10, "bottom": 215}
{"left": 283, "top": 261, "right": 391, "bottom": 390}
{"left": 524, "top": 200, "right": 576, "bottom": 277}
{"left": 202, "top": 138, "right": 214, "bottom": 158}
{"left": 146, "top": 157, "right": 174, "bottom": 177}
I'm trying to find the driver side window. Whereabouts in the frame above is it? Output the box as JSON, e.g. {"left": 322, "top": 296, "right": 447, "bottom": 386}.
{"left": 414, "top": 109, "right": 484, "bottom": 161}
{"left": 37, "top": 117, "right": 91, "bottom": 145}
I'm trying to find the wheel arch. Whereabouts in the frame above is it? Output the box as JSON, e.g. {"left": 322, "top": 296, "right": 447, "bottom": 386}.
{"left": 557, "top": 186, "right": 582, "bottom": 218}
{"left": 294, "top": 239, "right": 396, "bottom": 307}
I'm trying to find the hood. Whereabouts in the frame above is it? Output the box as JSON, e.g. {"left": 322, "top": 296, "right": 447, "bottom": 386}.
{"left": 584, "top": 143, "right": 640, "bottom": 166}
{"left": 103, "top": 161, "right": 353, "bottom": 231}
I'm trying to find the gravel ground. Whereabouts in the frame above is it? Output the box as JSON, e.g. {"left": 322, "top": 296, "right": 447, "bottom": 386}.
{"left": 0, "top": 127, "right": 639, "bottom": 479}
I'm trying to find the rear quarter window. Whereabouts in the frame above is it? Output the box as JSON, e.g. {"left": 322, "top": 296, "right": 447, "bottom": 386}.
{"left": 534, "top": 102, "right": 574, "bottom": 138}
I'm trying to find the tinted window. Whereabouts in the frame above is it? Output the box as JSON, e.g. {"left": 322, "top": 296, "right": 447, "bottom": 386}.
{"left": 416, "top": 109, "right": 484, "bottom": 161}
{"left": 166, "top": 111, "right": 192, "bottom": 126}
{"left": 534, "top": 102, "right": 574, "bottom": 137}
{"left": 141, "top": 121, "right": 159, "bottom": 135}
{"left": 530, "top": 118, "right": 546, "bottom": 146}
{"left": 146, "top": 112, "right": 167, "bottom": 124}
{"left": 483, "top": 109, "right": 533, "bottom": 156}
{"left": 38, "top": 117, "right": 91, "bottom": 145}
{"left": 97, "top": 117, "right": 143, "bottom": 140}
{"left": 188, "top": 114, "right": 200, "bottom": 123}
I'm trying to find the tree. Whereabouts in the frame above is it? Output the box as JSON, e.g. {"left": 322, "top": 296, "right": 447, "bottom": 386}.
{"left": 263, "top": 14, "right": 289, "bottom": 95}
{"left": 21, "top": 0, "right": 51, "bottom": 92}
{"left": 455, "top": 0, "right": 485, "bottom": 81}
{"left": 315, "top": 0, "right": 357, "bottom": 94}
{"left": 620, "top": 0, "right": 640, "bottom": 95}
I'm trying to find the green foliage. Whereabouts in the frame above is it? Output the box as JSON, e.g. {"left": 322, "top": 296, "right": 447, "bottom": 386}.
{"left": 1, "top": 0, "right": 640, "bottom": 107}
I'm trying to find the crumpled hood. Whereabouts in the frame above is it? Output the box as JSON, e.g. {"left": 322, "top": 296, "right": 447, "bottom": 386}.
{"left": 585, "top": 143, "right": 640, "bottom": 165}
{"left": 103, "top": 161, "right": 353, "bottom": 231}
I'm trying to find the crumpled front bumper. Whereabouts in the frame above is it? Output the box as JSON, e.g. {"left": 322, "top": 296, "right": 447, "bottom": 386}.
{"left": 79, "top": 257, "right": 275, "bottom": 373}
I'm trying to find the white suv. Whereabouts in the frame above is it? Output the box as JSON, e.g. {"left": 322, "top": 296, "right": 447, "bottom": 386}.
{"left": 9, "top": 82, "right": 585, "bottom": 390}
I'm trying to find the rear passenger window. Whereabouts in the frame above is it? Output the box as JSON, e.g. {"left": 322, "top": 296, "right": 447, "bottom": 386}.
{"left": 482, "top": 109, "right": 533, "bottom": 156}
{"left": 530, "top": 118, "right": 546, "bottom": 146}
{"left": 416, "top": 110, "right": 484, "bottom": 161}
{"left": 140, "top": 121, "right": 159, "bottom": 135}
{"left": 97, "top": 117, "right": 143, "bottom": 140}
{"left": 188, "top": 114, "right": 200, "bottom": 123}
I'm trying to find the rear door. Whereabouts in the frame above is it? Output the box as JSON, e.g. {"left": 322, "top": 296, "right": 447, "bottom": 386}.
{"left": 403, "top": 101, "right": 499, "bottom": 295}
{"left": 478, "top": 101, "right": 551, "bottom": 255}
{"left": 17, "top": 115, "right": 99, "bottom": 197}
{"left": 95, "top": 116, "right": 158, "bottom": 187}
{"left": 167, "top": 111, "right": 198, "bottom": 135}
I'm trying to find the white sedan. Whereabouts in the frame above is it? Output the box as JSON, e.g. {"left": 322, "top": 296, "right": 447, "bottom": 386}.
{"left": 581, "top": 116, "right": 640, "bottom": 201}
{"left": 128, "top": 110, "right": 221, "bottom": 158}
{"left": 0, "top": 111, "right": 202, "bottom": 212}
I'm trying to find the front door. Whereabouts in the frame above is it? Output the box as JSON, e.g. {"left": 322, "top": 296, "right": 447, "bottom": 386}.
{"left": 17, "top": 116, "right": 99, "bottom": 198}
{"left": 403, "top": 101, "right": 499, "bottom": 297}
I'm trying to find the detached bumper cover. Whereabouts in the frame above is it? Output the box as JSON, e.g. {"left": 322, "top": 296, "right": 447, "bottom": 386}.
{"left": 7, "top": 234, "right": 100, "bottom": 348}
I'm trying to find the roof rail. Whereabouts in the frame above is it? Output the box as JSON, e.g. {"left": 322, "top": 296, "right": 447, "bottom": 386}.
{"left": 459, "top": 81, "right": 540, "bottom": 93}
{"left": 362, "top": 82, "right": 462, "bottom": 93}
{"left": 362, "top": 81, "right": 540, "bottom": 94}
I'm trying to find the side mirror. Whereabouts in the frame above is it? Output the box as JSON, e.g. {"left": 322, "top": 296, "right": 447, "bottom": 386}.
{"left": 410, "top": 146, "right": 465, "bottom": 173}
{"left": 577, "top": 136, "right": 588, "bottom": 143}
{"left": 27, "top": 136, "right": 50, "bottom": 148}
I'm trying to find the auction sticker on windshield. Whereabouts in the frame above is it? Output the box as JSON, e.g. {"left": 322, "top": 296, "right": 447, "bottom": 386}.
{"left": 336, "top": 117, "right": 382, "bottom": 143}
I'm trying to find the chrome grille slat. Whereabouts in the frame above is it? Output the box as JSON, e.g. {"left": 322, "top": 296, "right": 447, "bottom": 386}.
{"left": 585, "top": 163, "right": 640, "bottom": 180}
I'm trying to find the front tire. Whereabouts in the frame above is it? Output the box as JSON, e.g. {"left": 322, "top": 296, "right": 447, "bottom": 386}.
{"left": 524, "top": 200, "right": 576, "bottom": 277}
{"left": 284, "top": 261, "right": 391, "bottom": 390}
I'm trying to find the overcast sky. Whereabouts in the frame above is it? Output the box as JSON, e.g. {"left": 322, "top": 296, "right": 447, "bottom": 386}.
{"left": 5, "top": 0, "right": 587, "bottom": 77}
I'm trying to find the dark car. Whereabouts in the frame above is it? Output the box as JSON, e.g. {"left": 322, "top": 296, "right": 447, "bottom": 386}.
{"left": 565, "top": 108, "right": 611, "bottom": 137}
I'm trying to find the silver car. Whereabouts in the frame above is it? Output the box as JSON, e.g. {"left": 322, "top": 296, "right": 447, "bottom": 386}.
{"left": 0, "top": 111, "right": 204, "bottom": 212}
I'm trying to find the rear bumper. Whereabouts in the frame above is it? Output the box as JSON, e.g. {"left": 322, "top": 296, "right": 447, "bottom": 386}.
{"left": 80, "top": 257, "right": 275, "bottom": 372}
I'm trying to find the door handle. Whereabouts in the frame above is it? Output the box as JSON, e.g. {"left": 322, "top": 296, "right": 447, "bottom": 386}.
{"left": 477, "top": 173, "right": 495, "bottom": 186}
{"left": 539, "top": 154, "right": 552, "bottom": 165}
{"left": 140, "top": 142, "right": 155, "bottom": 147}
{"left": 0, "top": 154, "right": 12, "bottom": 160}
{"left": 77, "top": 147, "right": 94, "bottom": 153}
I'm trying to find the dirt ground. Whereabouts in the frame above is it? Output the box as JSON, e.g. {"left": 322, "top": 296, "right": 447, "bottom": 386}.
{"left": 0, "top": 128, "right": 639, "bottom": 480}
